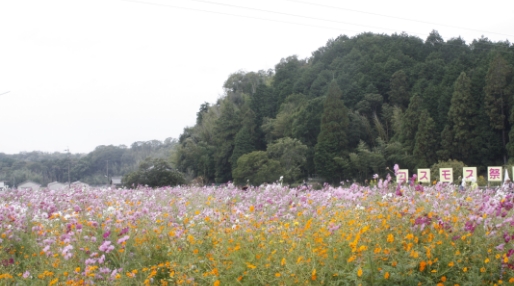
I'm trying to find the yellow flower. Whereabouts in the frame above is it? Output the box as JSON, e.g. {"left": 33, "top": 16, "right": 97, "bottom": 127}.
{"left": 485, "top": 258, "right": 490, "bottom": 264}
{"left": 384, "top": 272, "right": 390, "bottom": 279}
{"left": 448, "top": 261, "right": 454, "bottom": 267}
{"left": 480, "top": 267, "right": 486, "bottom": 273}
{"left": 275, "top": 273, "right": 281, "bottom": 277}
{"left": 357, "top": 268, "right": 363, "bottom": 277}
{"left": 463, "top": 267, "right": 467, "bottom": 272}
{"left": 246, "top": 263, "right": 257, "bottom": 269}
{"left": 311, "top": 269, "right": 316, "bottom": 281}
{"left": 387, "top": 234, "right": 394, "bottom": 243}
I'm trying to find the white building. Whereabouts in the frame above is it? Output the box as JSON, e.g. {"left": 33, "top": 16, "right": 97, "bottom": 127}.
{"left": 18, "top": 181, "right": 41, "bottom": 191}
{"left": 47, "top": 181, "right": 67, "bottom": 191}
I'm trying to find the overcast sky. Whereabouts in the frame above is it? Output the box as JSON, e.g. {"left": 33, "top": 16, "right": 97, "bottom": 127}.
{"left": 1, "top": 0, "right": 513, "bottom": 154}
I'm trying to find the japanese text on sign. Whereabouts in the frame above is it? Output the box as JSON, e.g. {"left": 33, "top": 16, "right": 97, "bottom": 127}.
{"left": 417, "top": 169, "right": 430, "bottom": 183}
{"left": 439, "top": 168, "right": 453, "bottom": 183}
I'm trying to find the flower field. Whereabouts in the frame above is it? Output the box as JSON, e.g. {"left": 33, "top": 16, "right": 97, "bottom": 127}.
{"left": 1, "top": 182, "right": 514, "bottom": 285}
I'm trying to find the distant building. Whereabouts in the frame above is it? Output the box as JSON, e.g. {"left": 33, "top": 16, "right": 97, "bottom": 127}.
{"left": 71, "top": 181, "right": 90, "bottom": 189}
{"left": 18, "top": 181, "right": 41, "bottom": 191}
{"left": 0, "top": 181, "right": 6, "bottom": 191}
{"left": 111, "top": 176, "right": 122, "bottom": 186}
{"left": 47, "top": 181, "right": 67, "bottom": 191}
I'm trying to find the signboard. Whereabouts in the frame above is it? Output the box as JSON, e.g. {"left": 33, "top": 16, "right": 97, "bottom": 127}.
{"left": 417, "top": 169, "right": 430, "bottom": 183}
{"left": 463, "top": 167, "right": 477, "bottom": 181}
{"left": 397, "top": 169, "right": 409, "bottom": 184}
{"left": 488, "top": 166, "right": 502, "bottom": 182}
{"left": 439, "top": 168, "right": 453, "bottom": 183}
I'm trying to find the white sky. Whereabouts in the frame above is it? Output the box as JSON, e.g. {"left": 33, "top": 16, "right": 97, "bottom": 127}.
{"left": 1, "top": 0, "right": 513, "bottom": 154}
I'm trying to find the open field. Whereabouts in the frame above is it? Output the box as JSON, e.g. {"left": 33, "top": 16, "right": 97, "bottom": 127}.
{"left": 1, "top": 182, "right": 514, "bottom": 285}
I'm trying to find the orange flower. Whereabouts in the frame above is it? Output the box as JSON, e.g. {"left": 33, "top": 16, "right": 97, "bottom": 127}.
{"left": 384, "top": 272, "right": 390, "bottom": 279}
{"left": 419, "top": 261, "right": 426, "bottom": 272}
{"left": 213, "top": 280, "right": 220, "bottom": 286}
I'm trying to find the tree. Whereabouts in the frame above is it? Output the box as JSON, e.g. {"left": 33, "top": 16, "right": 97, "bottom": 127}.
{"left": 232, "top": 151, "right": 283, "bottom": 185}
{"left": 230, "top": 127, "right": 255, "bottom": 170}
{"left": 123, "top": 158, "right": 185, "bottom": 188}
{"left": 484, "top": 54, "right": 513, "bottom": 163}
{"left": 314, "top": 81, "right": 349, "bottom": 183}
{"left": 196, "top": 102, "right": 210, "bottom": 125}
{"left": 399, "top": 94, "right": 423, "bottom": 154}
{"left": 413, "top": 110, "right": 439, "bottom": 167}
{"left": 388, "top": 70, "right": 410, "bottom": 108}
{"left": 213, "top": 101, "right": 241, "bottom": 183}
{"left": 267, "top": 137, "right": 308, "bottom": 183}
{"left": 447, "top": 72, "right": 478, "bottom": 161}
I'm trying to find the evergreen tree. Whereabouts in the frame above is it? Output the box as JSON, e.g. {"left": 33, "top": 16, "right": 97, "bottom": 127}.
{"left": 413, "top": 110, "right": 439, "bottom": 167}
{"left": 388, "top": 70, "right": 410, "bottom": 108}
{"left": 314, "top": 81, "right": 349, "bottom": 183}
{"left": 437, "top": 125, "right": 454, "bottom": 161}
{"left": 229, "top": 127, "right": 255, "bottom": 170}
{"left": 484, "top": 54, "right": 513, "bottom": 163}
{"left": 213, "top": 101, "right": 241, "bottom": 183}
{"left": 447, "top": 72, "right": 477, "bottom": 161}
{"left": 400, "top": 94, "right": 423, "bottom": 154}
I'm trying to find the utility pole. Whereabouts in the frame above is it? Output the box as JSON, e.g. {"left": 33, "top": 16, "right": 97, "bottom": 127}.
{"left": 65, "top": 148, "right": 71, "bottom": 188}
{"left": 106, "top": 160, "right": 109, "bottom": 186}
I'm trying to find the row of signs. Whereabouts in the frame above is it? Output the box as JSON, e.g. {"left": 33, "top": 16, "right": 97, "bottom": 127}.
{"left": 396, "top": 167, "right": 508, "bottom": 183}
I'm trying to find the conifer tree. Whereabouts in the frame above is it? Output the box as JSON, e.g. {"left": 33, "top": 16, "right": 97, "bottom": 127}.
{"left": 447, "top": 72, "right": 477, "bottom": 161}
{"left": 314, "top": 81, "right": 349, "bottom": 183}
{"left": 413, "top": 110, "right": 438, "bottom": 167}
{"left": 229, "top": 127, "right": 255, "bottom": 170}
{"left": 484, "top": 54, "right": 513, "bottom": 163}
{"left": 388, "top": 70, "right": 410, "bottom": 108}
{"left": 400, "top": 94, "right": 422, "bottom": 154}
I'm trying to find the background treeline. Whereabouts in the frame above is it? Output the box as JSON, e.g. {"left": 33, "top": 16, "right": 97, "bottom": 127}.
{"left": 176, "top": 30, "right": 514, "bottom": 185}
{"left": 0, "top": 138, "right": 178, "bottom": 187}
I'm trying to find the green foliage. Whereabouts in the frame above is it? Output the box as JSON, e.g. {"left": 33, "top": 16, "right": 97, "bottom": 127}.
{"left": 447, "top": 72, "right": 478, "bottom": 161}
{"left": 0, "top": 139, "right": 179, "bottom": 187}
{"left": 232, "top": 151, "right": 283, "bottom": 185}
{"left": 123, "top": 158, "right": 185, "bottom": 188}
{"left": 267, "top": 137, "right": 308, "bottom": 183}
{"left": 430, "top": 159, "right": 466, "bottom": 184}
{"left": 388, "top": 70, "right": 410, "bottom": 108}
{"left": 230, "top": 127, "right": 256, "bottom": 170}
{"left": 314, "top": 81, "right": 350, "bottom": 183}
{"left": 175, "top": 32, "right": 514, "bottom": 185}
{"left": 413, "top": 110, "right": 439, "bottom": 167}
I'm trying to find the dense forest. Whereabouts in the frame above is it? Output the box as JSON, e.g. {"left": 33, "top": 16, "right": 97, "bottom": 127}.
{"left": 0, "top": 138, "right": 178, "bottom": 187}
{"left": 176, "top": 30, "right": 514, "bottom": 185}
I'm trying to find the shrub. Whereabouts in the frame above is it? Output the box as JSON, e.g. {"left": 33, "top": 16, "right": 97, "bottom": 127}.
{"left": 430, "top": 159, "right": 466, "bottom": 184}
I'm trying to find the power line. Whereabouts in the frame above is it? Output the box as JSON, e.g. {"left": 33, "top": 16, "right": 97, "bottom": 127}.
{"left": 179, "top": 0, "right": 428, "bottom": 38}
{"left": 123, "top": 0, "right": 513, "bottom": 51}
{"left": 122, "top": 0, "right": 362, "bottom": 34}
{"left": 284, "top": 0, "right": 514, "bottom": 38}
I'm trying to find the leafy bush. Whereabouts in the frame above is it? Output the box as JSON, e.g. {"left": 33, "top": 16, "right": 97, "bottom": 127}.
{"left": 232, "top": 151, "right": 283, "bottom": 185}
{"left": 430, "top": 159, "right": 466, "bottom": 184}
{"left": 123, "top": 158, "right": 185, "bottom": 188}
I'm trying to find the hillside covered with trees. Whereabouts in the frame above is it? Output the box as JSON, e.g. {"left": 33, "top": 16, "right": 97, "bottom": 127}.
{"left": 176, "top": 31, "right": 514, "bottom": 185}
{"left": 0, "top": 138, "right": 178, "bottom": 187}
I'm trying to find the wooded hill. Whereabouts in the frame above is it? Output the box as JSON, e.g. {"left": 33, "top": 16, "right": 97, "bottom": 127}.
{"left": 0, "top": 139, "right": 178, "bottom": 187}
{"left": 176, "top": 30, "right": 514, "bottom": 185}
